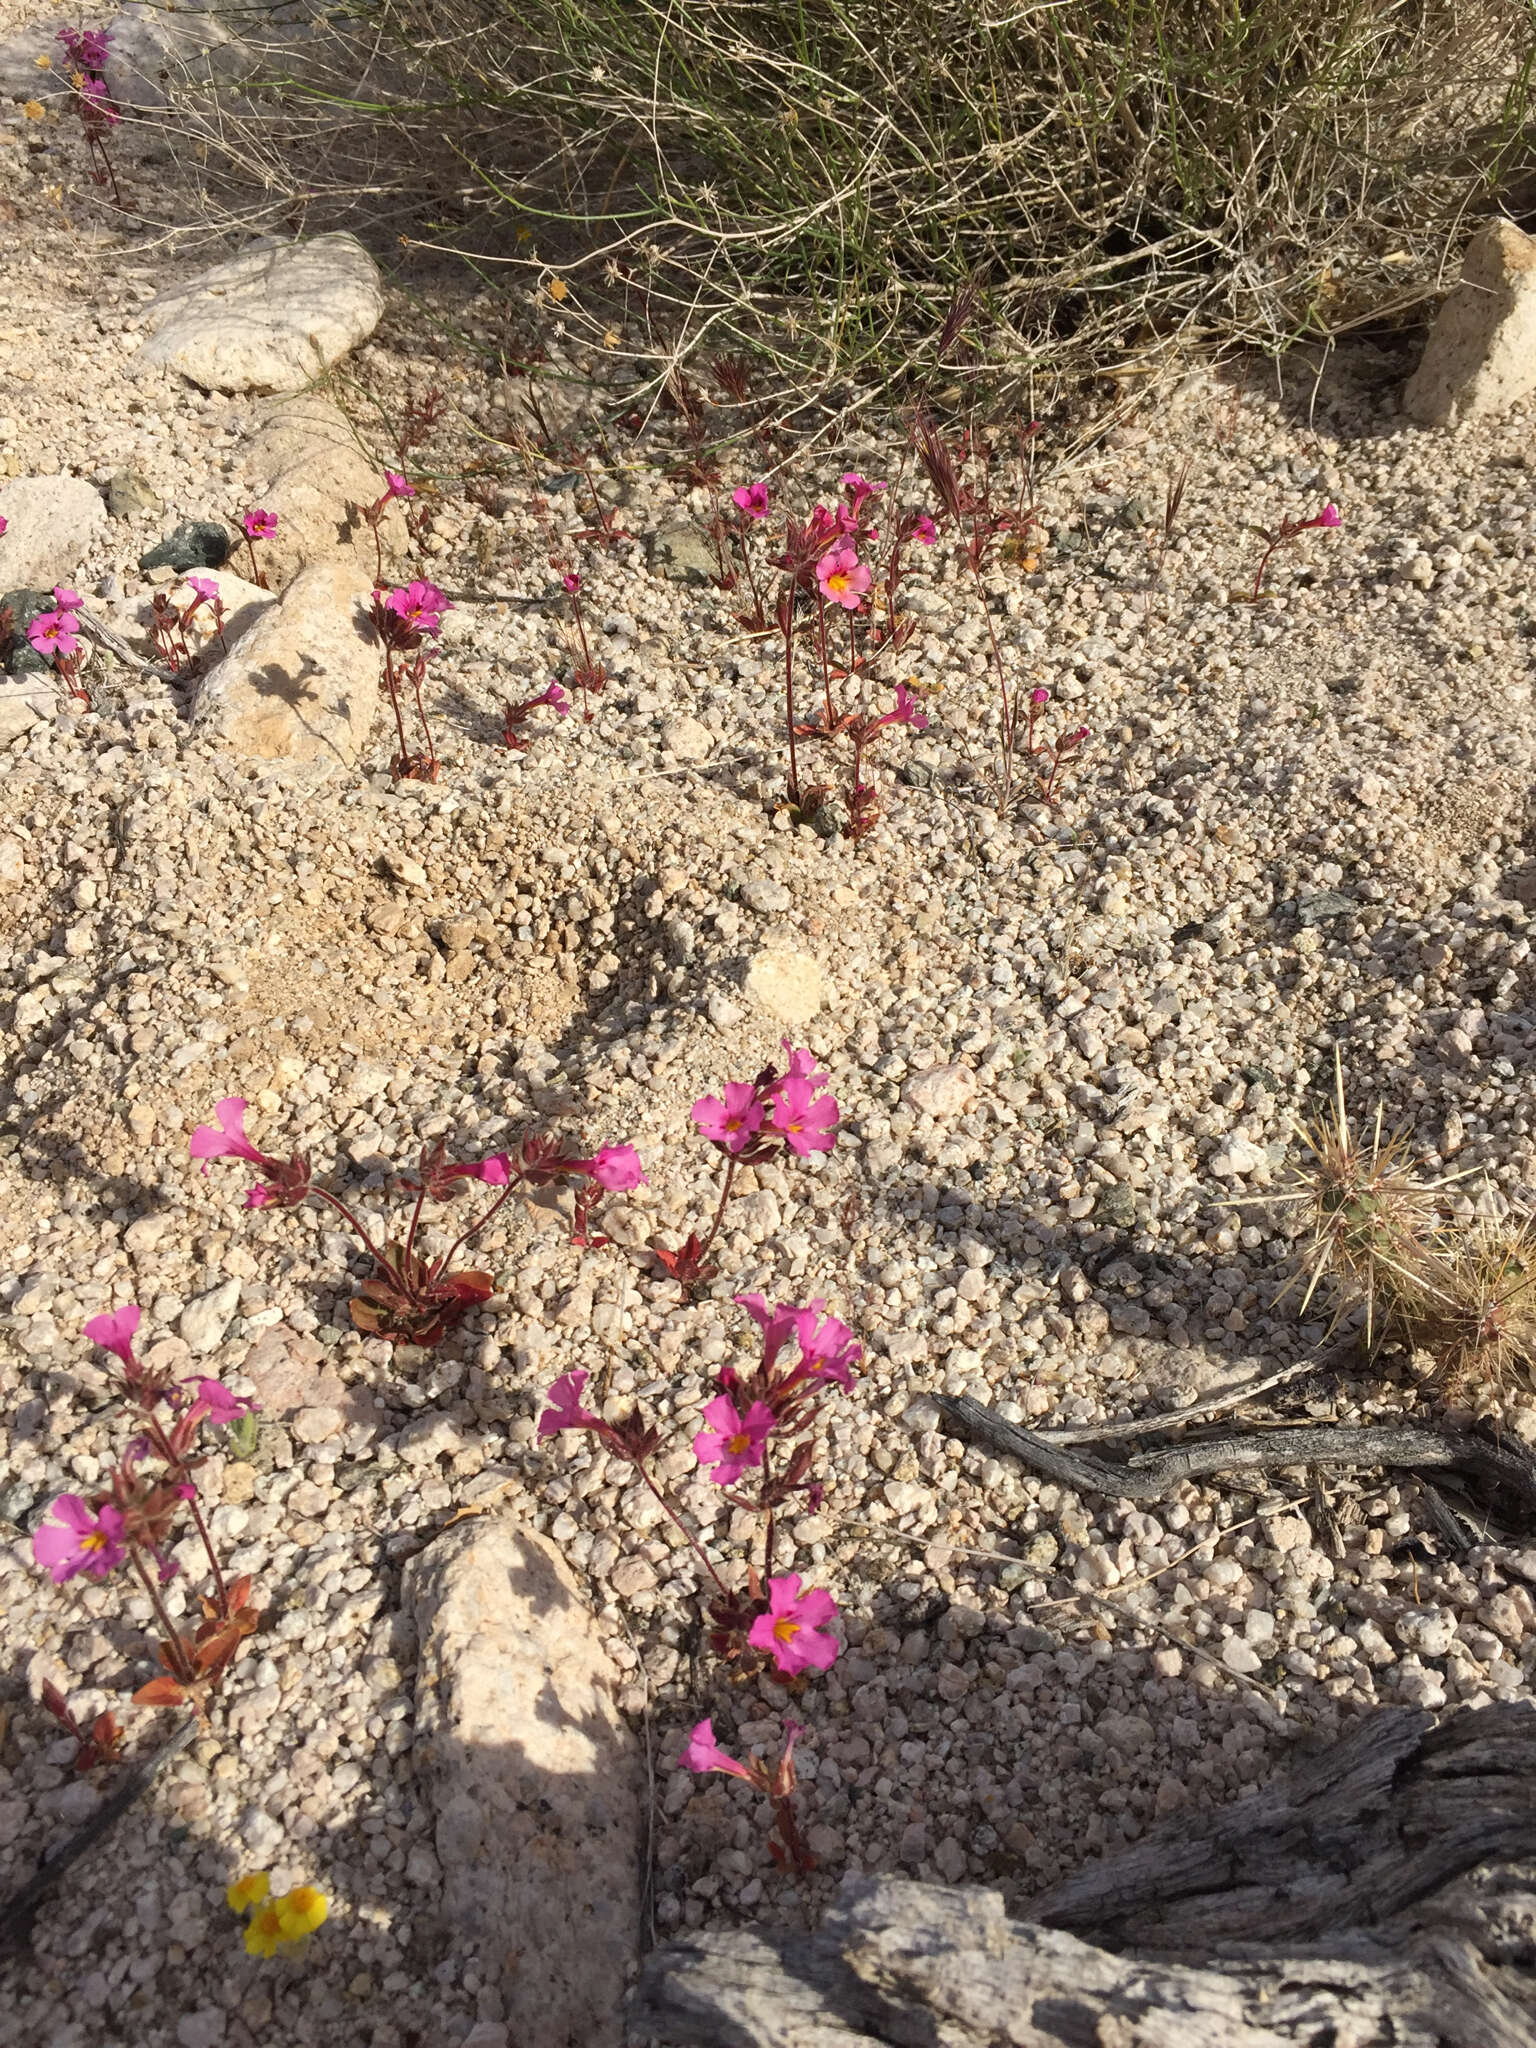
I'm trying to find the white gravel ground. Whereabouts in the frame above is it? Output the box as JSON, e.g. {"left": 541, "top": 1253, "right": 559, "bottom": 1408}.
{"left": 2, "top": 47, "right": 1536, "bottom": 2048}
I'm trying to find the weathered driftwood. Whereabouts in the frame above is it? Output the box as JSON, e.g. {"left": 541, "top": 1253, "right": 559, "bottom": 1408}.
{"left": 935, "top": 1390, "right": 1536, "bottom": 1517}
{"left": 626, "top": 1704, "right": 1536, "bottom": 2047}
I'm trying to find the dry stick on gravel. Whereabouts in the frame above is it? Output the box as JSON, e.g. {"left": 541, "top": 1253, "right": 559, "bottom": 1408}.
{"left": 0, "top": 1714, "right": 199, "bottom": 1958}
{"left": 934, "top": 1393, "right": 1536, "bottom": 1517}
{"left": 1038, "top": 1356, "right": 1322, "bottom": 1444}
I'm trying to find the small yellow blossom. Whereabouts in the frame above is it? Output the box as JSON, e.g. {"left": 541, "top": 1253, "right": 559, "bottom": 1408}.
{"left": 602, "top": 330, "right": 621, "bottom": 349}
{"left": 547, "top": 277, "right": 568, "bottom": 302}
{"left": 35, "top": 52, "right": 52, "bottom": 66}
{"left": 275, "top": 1885, "right": 329, "bottom": 1941}
{"left": 23, "top": 99, "right": 45, "bottom": 120}
{"left": 226, "top": 1871, "right": 271, "bottom": 1913}
{"left": 243, "top": 1904, "right": 285, "bottom": 1959}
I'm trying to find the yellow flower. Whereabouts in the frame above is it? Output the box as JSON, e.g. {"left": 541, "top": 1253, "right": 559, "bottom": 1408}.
{"left": 23, "top": 100, "right": 45, "bottom": 120}
{"left": 226, "top": 1871, "right": 270, "bottom": 1913}
{"left": 602, "top": 330, "right": 621, "bottom": 349}
{"left": 547, "top": 278, "right": 568, "bottom": 302}
{"left": 35, "top": 52, "right": 52, "bottom": 66}
{"left": 274, "top": 1885, "right": 329, "bottom": 1941}
{"left": 243, "top": 1904, "right": 285, "bottom": 1959}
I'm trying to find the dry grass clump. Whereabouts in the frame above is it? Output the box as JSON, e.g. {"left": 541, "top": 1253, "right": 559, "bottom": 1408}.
{"left": 1270, "top": 1055, "right": 1536, "bottom": 1403}
{"left": 182, "top": 0, "right": 1536, "bottom": 403}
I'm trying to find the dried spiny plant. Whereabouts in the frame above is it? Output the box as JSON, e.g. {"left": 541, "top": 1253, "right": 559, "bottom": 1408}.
{"left": 1261, "top": 1053, "right": 1536, "bottom": 1403}
{"left": 1263, "top": 1052, "right": 1458, "bottom": 1346}
{"left": 1414, "top": 1219, "right": 1536, "bottom": 1402}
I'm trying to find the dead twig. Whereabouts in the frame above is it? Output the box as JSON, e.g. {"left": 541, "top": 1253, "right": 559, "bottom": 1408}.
{"left": 935, "top": 1394, "right": 1536, "bottom": 1519}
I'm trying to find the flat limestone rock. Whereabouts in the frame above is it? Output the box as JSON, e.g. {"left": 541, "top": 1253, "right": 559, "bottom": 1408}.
{"left": 0, "top": 475, "right": 107, "bottom": 590}
{"left": 405, "top": 1515, "right": 642, "bottom": 2048}
{"left": 191, "top": 558, "right": 378, "bottom": 768}
{"left": 135, "top": 234, "right": 384, "bottom": 395}
{"left": 1403, "top": 219, "right": 1536, "bottom": 427}
{"left": 241, "top": 392, "right": 407, "bottom": 591}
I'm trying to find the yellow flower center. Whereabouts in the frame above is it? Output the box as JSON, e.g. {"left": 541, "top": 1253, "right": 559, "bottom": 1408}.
{"left": 773, "top": 1617, "right": 801, "bottom": 1643}
{"left": 81, "top": 1531, "right": 106, "bottom": 1553}
{"left": 827, "top": 571, "right": 849, "bottom": 594}
{"left": 726, "top": 1432, "right": 751, "bottom": 1455}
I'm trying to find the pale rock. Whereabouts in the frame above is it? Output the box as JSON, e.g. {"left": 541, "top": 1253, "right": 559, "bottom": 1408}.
{"left": 1208, "top": 1135, "right": 1268, "bottom": 1178}
{"left": 732, "top": 1189, "right": 782, "bottom": 1241}
{"left": 238, "top": 1325, "right": 346, "bottom": 1415}
{"left": 0, "top": 474, "right": 107, "bottom": 589}
{"left": 648, "top": 523, "right": 718, "bottom": 585}
{"left": 1404, "top": 220, "right": 1536, "bottom": 428}
{"left": 1396, "top": 1608, "right": 1457, "bottom": 1659}
{"left": 240, "top": 392, "right": 408, "bottom": 591}
{"left": 105, "top": 0, "right": 272, "bottom": 114}
{"left": 174, "top": 2010, "right": 226, "bottom": 2048}
{"left": 405, "top": 1516, "right": 641, "bottom": 2048}
{"left": 135, "top": 234, "right": 384, "bottom": 395}
{"left": 179, "top": 1278, "right": 242, "bottom": 1355}
{"left": 292, "top": 1404, "right": 343, "bottom": 1445}
{"left": 0, "top": 684, "right": 49, "bottom": 747}
{"left": 192, "top": 559, "right": 378, "bottom": 768}
{"left": 901, "top": 1064, "right": 977, "bottom": 1120}
{"left": 884, "top": 1480, "right": 928, "bottom": 1516}
{"left": 661, "top": 714, "right": 712, "bottom": 761}
{"left": 0, "top": 838, "right": 24, "bottom": 884}
{"left": 1221, "top": 1636, "right": 1263, "bottom": 1675}
{"left": 741, "top": 872, "right": 792, "bottom": 915}
{"left": 743, "top": 948, "right": 828, "bottom": 1027}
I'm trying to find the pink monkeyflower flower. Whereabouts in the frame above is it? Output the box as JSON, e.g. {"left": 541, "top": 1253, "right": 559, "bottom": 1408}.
{"left": 51, "top": 586, "right": 84, "bottom": 613}
{"left": 678, "top": 1717, "right": 753, "bottom": 1781}
{"left": 693, "top": 1393, "right": 775, "bottom": 1485}
{"left": 790, "top": 1303, "right": 861, "bottom": 1389}
{"left": 1030, "top": 686, "right": 1050, "bottom": 707}
{"left": 589, "top": 1144, "right": 646, "bottom": 1191}
{"left": 33, "top": 1495, "right": 127, "bottom": 1584}
{"left": 839, "top": 471, "right": 886, "bottom": 513}
{"left": 691, "top": 1081, "right": 765, "bottom": 1154}
{"left": 0, "top": 516, "right": 6, "bottom": 536}
{"left": 748, "top": 1574, "right": 840, "bottom": 1676}
{"left": 804, "top": 504, "right": 839, "bottom": 550}
{"left": 185, "top": 1377, "right": 256, "bottom": 1426}
{"left": 383, "top": 470, "right": 416, "bottom": 500}
{"left": 241, "top": 508, "right": 278, "bottom": 541}
{"left": 906, "top": 512, "right": 938, "bottom": 546}
{"left": 449, "top": 1152, "right": 512, "bottom": 1185}
{"left": 188, "top": 1096, "right": 272, "bottom": 1174}
{"left": 80, "top": 74, "right": 118, "bottom": 123}
{"left": 534, "top": 681, "right": 571, "bottom": 718}
{"left": 561, "top": 571, "right": 581, "bottom": 595}
{"left": 869, "top": 684, "right": 930, "bottom": 735}
{"left": 732, "top": 481, "right": 770, "bottom": 520}
{"left": 815, "top": 545, "right": 871, "bottom": 611}
{"left": 769, "top": 1073, "right": 839, "bottom": 1156}
{"left": 538, "top": 1369, "right": 599, "bottom": 1438}
{"left": 385, "top": 581, "right": 448, "bottom": 635}
{"left": 780, "top": 1041, "right": 829, "bottom": 1090}
{"left": 84, "top": 1303, "right": 142, "bottom": 1372}
{"left": 734, "top": 1290, "right": 802, "bottom": 1371}
{"left": 1314, "top": 503, "right": 1342, "bottom": 528}
{"left": 27, "top": 610, "right": 80, "bottom": 659}
{"left": 184, "top": 575, "right": 219, "bottom": 603}
{"left": 245, "top": 1185, "right": 273, "bottom": 1209}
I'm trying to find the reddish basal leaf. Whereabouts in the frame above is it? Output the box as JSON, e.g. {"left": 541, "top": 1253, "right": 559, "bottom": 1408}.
{"left": 132, "top": 1675, "right": 188, "bottom": 1708}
